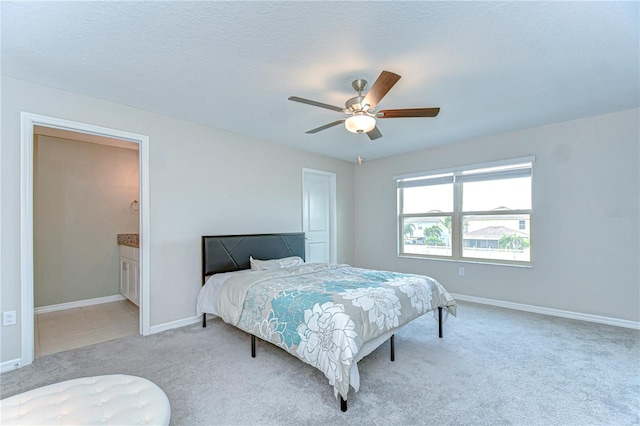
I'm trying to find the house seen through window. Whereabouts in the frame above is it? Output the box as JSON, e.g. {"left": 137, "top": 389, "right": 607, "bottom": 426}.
{"left": 397, "top": 158, "right": 533, "bottom": 265}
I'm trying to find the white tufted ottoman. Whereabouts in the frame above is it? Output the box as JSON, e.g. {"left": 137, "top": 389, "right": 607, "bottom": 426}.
{"left": 1, "top": 374, "right": 170, "bottom": 425}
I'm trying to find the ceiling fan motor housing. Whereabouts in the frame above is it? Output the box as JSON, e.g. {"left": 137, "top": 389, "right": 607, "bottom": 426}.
{"left": 345, "top": 96, "right": 366, "bottom": 112}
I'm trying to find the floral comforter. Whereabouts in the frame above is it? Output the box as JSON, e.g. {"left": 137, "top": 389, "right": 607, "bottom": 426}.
{"left": 215, "top": 263, "right": 457, "bottom": 400}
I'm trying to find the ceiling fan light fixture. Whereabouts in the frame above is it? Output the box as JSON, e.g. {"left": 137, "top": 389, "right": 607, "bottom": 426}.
{"left": 345, "top": 113, "right": 376, "bottom": 134}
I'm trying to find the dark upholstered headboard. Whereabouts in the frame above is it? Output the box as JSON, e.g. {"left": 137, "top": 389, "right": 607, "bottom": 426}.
{"left": 201, "top": 233, "right": 305, "bottom": 284}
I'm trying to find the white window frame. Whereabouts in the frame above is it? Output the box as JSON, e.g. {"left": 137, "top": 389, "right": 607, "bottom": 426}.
{"left": 395, "top": 156, "right": 535, "bottom": 266}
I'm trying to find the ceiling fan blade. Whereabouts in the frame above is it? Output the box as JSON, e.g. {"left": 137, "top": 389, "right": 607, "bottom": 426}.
{"left": 378, "top": 108, "right": 440, "bottom": 118}
{"left": 362, "top": 71, "right": 401, "bottom": 109}
{"left": 305, "top": 120, "right": 346, "bottom": 134}
{"left": 288, "top": 96, "right": 345, "bottom": 113}
{"left": 367, "top": 126, "right": 383, "bottom": 140}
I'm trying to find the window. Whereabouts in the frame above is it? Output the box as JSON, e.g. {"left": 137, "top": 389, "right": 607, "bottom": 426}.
{"left": 396, "top": 158, "right": 533, "bottom": 265}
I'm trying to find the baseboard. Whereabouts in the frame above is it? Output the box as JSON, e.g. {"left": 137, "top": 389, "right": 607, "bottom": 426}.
{"left": 148, "top": 315, "right": 202, "bottom": 335}
{"left": 451, "top": 293, "right": 640, "bottom": 330}
{"left": 35, "top": 294, "right": 126, "bottom": 314}
{"left": 1, "top": 358, "right": 22, "bottom": 373}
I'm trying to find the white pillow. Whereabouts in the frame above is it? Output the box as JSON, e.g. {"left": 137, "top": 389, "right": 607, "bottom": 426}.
{"left": 250, "top": 255, "right": 305, "bottom": 271}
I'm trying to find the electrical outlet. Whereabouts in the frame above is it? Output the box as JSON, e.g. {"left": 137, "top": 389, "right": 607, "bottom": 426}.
{"left": 3, "top": 311, "right": 17, "bottom": 326}
{"left": 458, "top": 267, "right": 465, "bottom": 277}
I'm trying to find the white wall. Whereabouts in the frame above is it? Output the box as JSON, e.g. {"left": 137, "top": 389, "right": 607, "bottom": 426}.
{"left": 1, "top": 76, "right": 355, "bottom": 364}
{"left": 3, "top": 74, "right": 635, "bottom": 368}
{"left": 34, "top": 135, "right": 139, "bottom": 307}
{"left": 354, "top": 109, "right": 639, "bottom": 323}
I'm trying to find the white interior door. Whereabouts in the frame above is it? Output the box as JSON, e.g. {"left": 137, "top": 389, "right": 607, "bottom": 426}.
{"left": 302, "top": 168, "right": 336, "bottom": 263}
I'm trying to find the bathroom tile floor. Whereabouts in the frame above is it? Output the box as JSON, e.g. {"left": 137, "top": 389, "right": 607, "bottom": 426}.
{"left": 35, "top": 300, "right": 139, "bottom": 358}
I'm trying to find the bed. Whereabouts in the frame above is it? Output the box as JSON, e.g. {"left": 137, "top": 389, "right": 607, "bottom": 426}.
{"left": 197, "top": 232, "right": 457, "bottom": 411}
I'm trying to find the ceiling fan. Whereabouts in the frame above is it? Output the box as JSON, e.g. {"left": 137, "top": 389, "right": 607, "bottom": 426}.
{"left": 288, "top": 71, "right": 440, "bottom": 140}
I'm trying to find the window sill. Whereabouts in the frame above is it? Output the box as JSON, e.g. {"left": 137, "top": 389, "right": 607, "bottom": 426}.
{"left": 398, "top": 253, "right": 533, "bottom": 268}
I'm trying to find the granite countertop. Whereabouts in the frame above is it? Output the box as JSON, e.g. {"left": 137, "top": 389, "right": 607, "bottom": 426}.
{"left": 117, "top": 233, "right": 139, "bottom": 248}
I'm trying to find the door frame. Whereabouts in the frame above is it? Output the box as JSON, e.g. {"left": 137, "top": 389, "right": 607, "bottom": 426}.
{"left": 301, "top": 168, "right": 337, "bottom": 263}
{"left": 20, "top": 112, "right": 150, "bottom": 367}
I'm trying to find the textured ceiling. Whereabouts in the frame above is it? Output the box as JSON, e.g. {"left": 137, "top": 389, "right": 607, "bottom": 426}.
{"left": 2, "top": 1, "right": 638, "bottom": 162}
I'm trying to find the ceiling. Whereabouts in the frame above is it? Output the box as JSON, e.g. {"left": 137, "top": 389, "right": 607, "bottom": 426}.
{"left": 2, "top": 1, "right": 638, "bottom": 162}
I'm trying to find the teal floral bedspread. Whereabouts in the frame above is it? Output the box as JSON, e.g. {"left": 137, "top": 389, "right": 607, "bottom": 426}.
{"left": 215, "top": 263, "right": 457, "bottom": 400}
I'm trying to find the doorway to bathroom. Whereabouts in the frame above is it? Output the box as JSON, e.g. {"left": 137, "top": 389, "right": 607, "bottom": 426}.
{"left": 33, "top": 126, "right": 140, "bottom": 357}
{"left": 19, "top": 113, "right": 150, "bottom": 367}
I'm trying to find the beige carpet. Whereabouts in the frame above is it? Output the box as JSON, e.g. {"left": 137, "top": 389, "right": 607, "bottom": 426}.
{"left": 1, "top": 301, "right": 638, "bottom": 425}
